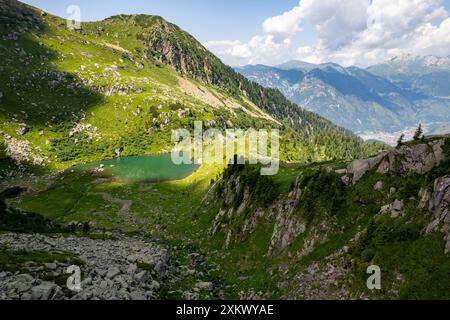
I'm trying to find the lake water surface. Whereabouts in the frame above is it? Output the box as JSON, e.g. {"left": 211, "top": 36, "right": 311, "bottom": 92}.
{"left": 75, "top": 154, "right": 199, "bottom": 182}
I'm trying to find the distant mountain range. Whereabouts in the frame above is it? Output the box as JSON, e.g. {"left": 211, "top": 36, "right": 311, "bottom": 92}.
{"left": 236, "top": 55, "right": 450, "bottom": 143}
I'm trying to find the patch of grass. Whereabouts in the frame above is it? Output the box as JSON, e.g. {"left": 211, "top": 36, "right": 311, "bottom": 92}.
{"left": 349, "top": 214, "right": 450, "bottom": 299}
{"left": 0, "top": 248, "right": 83, "bottom": 273}
{"left": 298, "top": 232, "right": 353, "bottom": 267}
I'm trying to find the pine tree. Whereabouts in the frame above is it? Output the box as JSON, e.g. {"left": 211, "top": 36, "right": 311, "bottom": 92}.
{"left": 413, "top": 124, "right": 423, "bottom": 141}
{"left": 397, "top": 134, "right": 405, "bottom": 147}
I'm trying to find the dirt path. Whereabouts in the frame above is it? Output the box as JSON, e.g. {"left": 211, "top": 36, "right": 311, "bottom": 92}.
{"left": 89, "top": 192, "right": 145, "bottom": 226}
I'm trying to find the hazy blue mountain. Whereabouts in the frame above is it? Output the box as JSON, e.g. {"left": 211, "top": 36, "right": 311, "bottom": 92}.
{"left": 367, "top": 54, "right": 450, "bottom": 77}
{"left": 236, "top": 57, "right": 450, "bottom": 137}
{"left": 276, "top": 60, "right": 318, "bottom": 72}
{"left": 236, "top": 62, "right": 417, "bottom": 134}
{"left": 368, "top": 55, "right": 450, "bottom": 95}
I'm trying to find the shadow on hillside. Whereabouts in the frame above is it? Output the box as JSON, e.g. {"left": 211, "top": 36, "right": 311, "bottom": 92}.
{"left": 0, "top": 0, "right": 104, "bottom": 129}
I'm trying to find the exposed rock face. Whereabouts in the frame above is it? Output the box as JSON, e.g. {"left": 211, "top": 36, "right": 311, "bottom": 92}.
{"left": 3, "top": 135, "right": 44, "bottom": 165}
{"left": 208, "top": 171, "right": 309, "bottom": 253}
{"left": 15, "top": 126, "right": 29, "bottom": 136}
{"left": 374, "top": 181, "right": 384, "bottom": 191}
{"left": 379, "top": 199, "right": 405, "bottom": 218}
{"left": 69, "top": 123, "right": 99, "bottom": 139}
{"left": 269, "top": 185, "right": 306, "bottom": 253}
{"left": 281, "top": 247, "right": 353, "bottom": 300}
{"left": 342, "top": 139, "right": 445, "bottom": 184}
{"left": 209, "top": 174, "right": 270, "bottom": 248}
{"left": 418, "top": 187, "right": 432, "bottom": 209}
{"left": 209, "top": 138, "right": 448, "bottom": 262}
{"left": 377, "top": 139, "right": 445, "bottom": 175}
{"left": 148, "top": 19, "right": 213, "bottom": 84}
{"left": 429, "top": 176, "right": 450, "bottom": 220}
{"left": 346, "top": 153, "right": 386, "bottom": 184}
{"left": 423, "top": 175, "right": 450, "bottom": 253}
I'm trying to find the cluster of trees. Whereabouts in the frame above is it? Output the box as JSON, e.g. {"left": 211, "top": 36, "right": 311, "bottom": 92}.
{"left": 397, "top": 124, "right": 424, "bottom": 147}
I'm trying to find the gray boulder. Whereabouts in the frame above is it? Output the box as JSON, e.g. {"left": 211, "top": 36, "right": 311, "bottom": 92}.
{"left": 7, "top": 280, "right": 31, "bottom": 293}
{"left": 20, "top": 292, "right": 33, "bottom": 300}
{"left": 154, "top": 261, "right": 168, "bottom": 278}
{"left": 195, "top": 281, "right": 213, "bottom": 291}
{"left": 16, "top": 126, "right": 29, "bottom": 136}
{"left": 379, "top": 199, "right": 404, "bottom": 218}
{"left": 129, "top": 291, "right": 147, "bottom": 300}
{"left": 346, "top": 153, "right": 385, "bottom": 184}
{"left": 149, "top": 280, "right": 160, "bottom": 291}
{"left": 345, "top": 139, "right": 445, "bottom": 185}
{"left": 134, "top": 271, "right": 149, "bottom": 283}
{"left": 126, "top": 263, "right": 138, "bottom": 275}
{"left": 31, "top": 282, "right": 57, "bottom": 300}
{"left": 44, "top": 262, "right": 57, "bottom": 270}
{"left": 106, "top": 267, "right": 121, "bottom": 279}
{"left": 425, "top": 175, "right": 450, "bottom": 253}
{"left": 373, "top": 181, "right": 384, "bottom": 191}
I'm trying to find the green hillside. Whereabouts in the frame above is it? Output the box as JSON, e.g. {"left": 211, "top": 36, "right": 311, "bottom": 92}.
{"left": 3, "top": 0, "right": 427, "bottom": 302}
{"left": 0, "top": 0, "right": 380, "bottom": 178}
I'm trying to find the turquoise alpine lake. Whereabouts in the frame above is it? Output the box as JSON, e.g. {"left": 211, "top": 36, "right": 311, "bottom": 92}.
{"left": 74, "top": 154, "right": 199, "bottom": 182}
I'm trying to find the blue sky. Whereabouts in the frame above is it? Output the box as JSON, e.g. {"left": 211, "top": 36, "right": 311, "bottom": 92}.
{"left": 21, "top": 0, "right": 450, "bottom": 67}
{"left": 21, "top": 0, "right": 301, "bottom": 42}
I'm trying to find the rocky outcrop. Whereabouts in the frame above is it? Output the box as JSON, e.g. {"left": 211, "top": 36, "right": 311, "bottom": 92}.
{"left": 208, "top": 170, "right": 308, "bottom": 253}
{"left": 377, "top": 139, "right": 445, "bottom": 175}
{"left": 345, "top": 153, "right": 386, "bottom": 184}
{"left": 373, "top": 181, "right": 384, "bottom": 191}
{"left": 269, "top": 184, "right": 306, "bottom": 253}
{"left": 429, "top": 176, "right": 450, "bottom": 221}
{"left": 15, "top": 126, "right": 29, "bottom": 136}
{"left": 379, "top": 199, "right": 404, "bottom": 218}
{"left": 418, "top": 187, "right": 432, "bottom": 209}
{"left": 281, "top": 247, "right": 353, "bottom": 300}
{"left": 423, "top": 176, "right": 450, "bottom": 253}
{"left": 3, "top": 134, "right": 43, "bottom": 165}
{"left": 209, "top": 174, "right": 266, "bottom": 247}
{"left": 69, "top": 123, "right": 99, "bottom": 139}
{"left": 342, "top": 139, "right": 446, "bottom": 184}
{"left": 208, "top": 171, "right": 320, "bottom": 254}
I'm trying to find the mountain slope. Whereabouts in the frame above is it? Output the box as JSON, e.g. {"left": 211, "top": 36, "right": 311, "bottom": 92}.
{"left": 203, "top": 136, "right": 450, "bottom": 299}
{"left": 237, "top": 62, "right": 417, "bottom": 134}
{"left": 367, "top": 54, "right": 450, "bottom": 98}
{"left": 81, "top": 14, "right": 362, "bottom": 139}
{"left": 0, "top": 0, "right": 379, "bottom": 175}
{"left": 367, "top": 55, "right": 450, "bottom": 133}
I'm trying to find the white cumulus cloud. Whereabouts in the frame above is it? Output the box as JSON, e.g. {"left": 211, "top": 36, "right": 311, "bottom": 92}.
{"left": 204, "top": 0, "right": 450, "bottom": 67}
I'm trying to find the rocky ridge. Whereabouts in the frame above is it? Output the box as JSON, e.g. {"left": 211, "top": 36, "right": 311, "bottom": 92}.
{"left": 341, "top": 138, "right": 446, "bottom": 185}
{"left": 208, "top": 137, "right": 450, "bottom": 258}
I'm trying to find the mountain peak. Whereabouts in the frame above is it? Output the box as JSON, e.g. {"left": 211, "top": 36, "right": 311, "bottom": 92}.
{"left": 276, "top": 60, "right": 317, "bottom": 71}
{"left": 374, "top": 54, "right": 450, "bottom": 73}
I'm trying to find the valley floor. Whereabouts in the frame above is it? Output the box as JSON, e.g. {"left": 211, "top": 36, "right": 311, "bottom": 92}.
{"left": 1, "top": 136, "right": 450, "bottom": 300}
